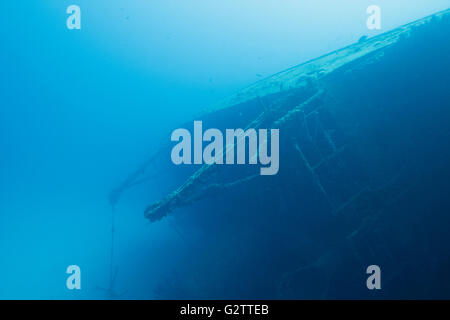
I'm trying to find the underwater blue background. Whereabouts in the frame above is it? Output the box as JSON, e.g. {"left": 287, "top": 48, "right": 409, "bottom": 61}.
{"left": 1, "top": 1, "right": 449, "bottom": 299}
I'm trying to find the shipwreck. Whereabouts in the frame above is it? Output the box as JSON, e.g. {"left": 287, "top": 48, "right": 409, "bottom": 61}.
{"left": 112, "top": 9, "right": 450, "bottom": 299}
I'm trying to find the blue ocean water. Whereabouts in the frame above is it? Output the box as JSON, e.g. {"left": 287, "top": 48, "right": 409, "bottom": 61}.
{"left": 0, "top": 1, "right": 449, "bottom": 299}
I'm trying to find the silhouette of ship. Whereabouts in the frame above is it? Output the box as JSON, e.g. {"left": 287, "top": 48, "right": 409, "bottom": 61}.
{"left": 113, "top": 9, "right": 450, "bottom": 299}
